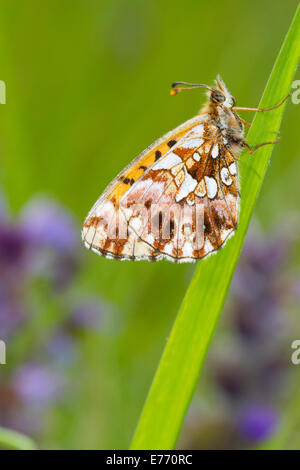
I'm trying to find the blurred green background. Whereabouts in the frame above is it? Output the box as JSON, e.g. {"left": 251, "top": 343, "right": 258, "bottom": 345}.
{"left": 0, "top": 0, "right": 299, "bottom": 449}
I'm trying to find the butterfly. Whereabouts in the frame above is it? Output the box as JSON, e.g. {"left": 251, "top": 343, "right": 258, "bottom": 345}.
{"left": 82, "top": 76, "right": 288, "bottom": 263}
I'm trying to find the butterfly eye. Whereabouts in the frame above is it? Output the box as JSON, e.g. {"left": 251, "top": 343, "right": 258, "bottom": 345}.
{"left": 211, "top": 90, "right": 225, "bottom": 103}
{"left": 231, "top": 96, "right": 237, "bottom": 107}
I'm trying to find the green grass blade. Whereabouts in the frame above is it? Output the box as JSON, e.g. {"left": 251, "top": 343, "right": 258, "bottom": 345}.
{"left": 131, "top": 5, "right": 300, "bottom": 450}
{"left": 0, "top": 426, "right": 37, "bottom": 450}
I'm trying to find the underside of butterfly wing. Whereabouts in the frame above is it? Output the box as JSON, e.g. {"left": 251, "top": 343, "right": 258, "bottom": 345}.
{"left": 82, "top": 114, "right": 240, "bottom": 262}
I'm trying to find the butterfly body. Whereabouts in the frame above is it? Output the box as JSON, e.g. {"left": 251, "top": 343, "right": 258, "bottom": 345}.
{"left": 82, "top": 76, "right": 282, "bottom": 263}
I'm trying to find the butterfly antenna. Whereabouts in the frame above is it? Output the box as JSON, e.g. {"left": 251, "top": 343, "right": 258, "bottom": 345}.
{"left": 170, "top": 81, "right": 212, "bottom": 96}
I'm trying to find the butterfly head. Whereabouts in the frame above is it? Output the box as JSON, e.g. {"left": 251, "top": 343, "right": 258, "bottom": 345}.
{"left": 171, "top": 75, "right": 236, "bottom": 109}
{"left": 212, "top": 75, "right": 236, "bottom": 108}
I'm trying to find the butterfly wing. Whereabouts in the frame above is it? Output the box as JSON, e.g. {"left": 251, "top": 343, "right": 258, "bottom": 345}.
{"left": 82, "top": 114, "right": 239, "bottom": 262}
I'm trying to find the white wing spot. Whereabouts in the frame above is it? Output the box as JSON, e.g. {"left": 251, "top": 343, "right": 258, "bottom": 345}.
{"left": 186, "top": 123, "right": 204, "bottom": 138}
{"left": 221, "top": 167, "right": 232, "bottom": 186}
{"left": 193, "top": 151, "right": 200, "bottom": 162}
{"left": 196, "top": 124, "right": 204, "bottom": 136}
{"left": 204, "top": 176, "right": 217, "bottom": 199}
{"left": 220, "top": 228, "right": 233, "bottom": 243}
{"left": 204, "top": 239, "right": 213, "bottom": 252}
{"left": 211, "top": 143, "right": 219, "bottom": 159}
{"left": 182, "top": 241, "right": 193, "bottom": 257}
{"left": 164, "top": 242, "right": 174, "bottom": 255}
{"left": 182, "top": 138, "right": 204, "bottom": 149}
{"left": 153, "top": 152, "right": 182, "bottom": 170}
{"left": 229, "top": 162, "right": 237, "bottom": 175}
{"left": 176, "top": 170, "right": 197, "bottom": 202}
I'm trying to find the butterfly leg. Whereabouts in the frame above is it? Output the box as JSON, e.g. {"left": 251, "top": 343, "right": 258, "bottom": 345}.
{"left": 233, "top": 93, "right": 290, "bottom": 113}
{"left": 244, "top": 138, "right": 280, "bottom": 155}
{"left": 240, "top": 117, "right": 251, "bottom": 127}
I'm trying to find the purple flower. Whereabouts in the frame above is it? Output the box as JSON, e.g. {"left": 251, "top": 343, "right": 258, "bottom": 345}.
{"left": 292, "top": 281, "right": 300, "bottom": 300}
{"left": 20, "top": 197, "right": 78, "bottom": 255}
{"left": 231, "top": 296, "right": 284, "bottom": 341}
{"left": 0, "top": 190, "right": 117, "bottom": 440}
{"left": 0, "top": 223, "right": 29, "bottom": 270}
{"left": 12, "top": 364, "right": 65, "bottom": 407}
{"left": 237, "top": 405, "right": 278, "bottom": 442}
{"left": 242, "top": 236, "right": 288, "bottom": 276}
{"left": 229, "top": 231, "right": 290, "bottom": 342}
{"left": 69, "top": 298, "right": 104, "bottom": 330}
{"left": 18, "top": 197, "right": 81, "bottom": 288}
{"left": 0, "top": 291, "right": 26, "bottom": 340}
